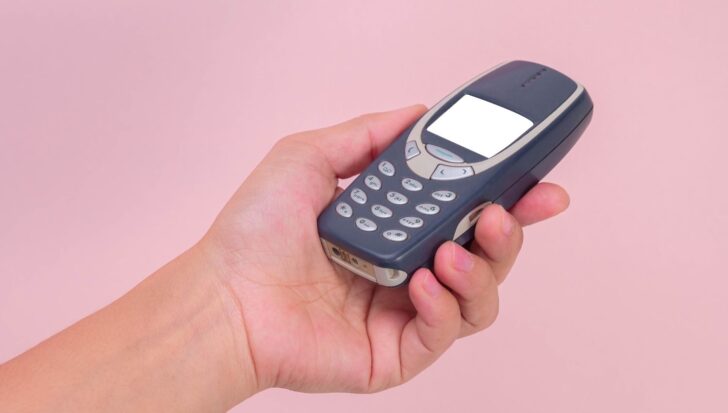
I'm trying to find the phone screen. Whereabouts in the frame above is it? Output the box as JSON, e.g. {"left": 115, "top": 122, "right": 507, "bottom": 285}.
{"left": 426, "top": 94, "right": 533, "bottom": 158}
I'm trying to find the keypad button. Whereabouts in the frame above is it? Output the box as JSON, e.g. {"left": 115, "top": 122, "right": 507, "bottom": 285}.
{"left": 336, "top": 202, "right": 353, "bottom": 217}
{"left": 401, "top": 177, "right": 423, "bottom": 192}
{"left": 432, "top": 190, "right": 456, "bottom": 202}
{"left": 431, "top": 164, "right": 474, "bottom": 181}
{"left": 350, "top": 188, "right": 367, "bottom": 204}
{"left": 371, "top": 204, "right": 393, "bottom": 218}
{"left": 355, "top": 217, "right": 377, "bottom": 231}
{"left": 426, "top": 144, "right": 465, "bottom": 163}
{"left": 378, "top": 161, "right": 396, "bottom": 176}
{"left": 383, "top": 229, "right": 408, "bottom": 242}
{"left": 416, "top": 203, "right": 440, "bottom": 215}
{"left": 386, "top": 191, "right": 408, "bottom": 205}
{"left": 364, "top": 175, "right": 382, "bottom": 191}
{"left": 405, "top": 141, "right": 421, "bottom": 160}
{"left": 399, "top": 216, "right": 423, "bottom": 228}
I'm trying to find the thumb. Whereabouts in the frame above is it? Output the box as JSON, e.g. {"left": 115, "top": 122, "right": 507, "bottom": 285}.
{"left": 287, "top": 104, "right": 427, "bottom": 179}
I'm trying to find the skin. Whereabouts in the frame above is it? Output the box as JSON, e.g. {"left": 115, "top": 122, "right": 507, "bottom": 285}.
{"left": 0, "top": 105, "right": 570, "bottom": 412}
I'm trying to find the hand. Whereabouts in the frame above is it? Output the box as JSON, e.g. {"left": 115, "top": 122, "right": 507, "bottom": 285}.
{"left": 0, "top": 105, "right": 570, "bottom": 412}
{"left": 200, "top": 105, "right": 571, "bottom": 394}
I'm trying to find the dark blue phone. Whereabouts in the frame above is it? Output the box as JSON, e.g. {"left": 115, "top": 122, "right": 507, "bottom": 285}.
{"left": 317, "top": 60, "right": 593, "bottom": 286}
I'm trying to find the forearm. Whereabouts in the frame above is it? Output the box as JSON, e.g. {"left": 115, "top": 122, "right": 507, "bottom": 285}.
{"left": 0, "top": 245, "right": 258, "bottom": 412}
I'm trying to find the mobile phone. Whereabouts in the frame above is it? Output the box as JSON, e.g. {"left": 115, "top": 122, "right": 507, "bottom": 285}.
{"left": 317, "top": 60, "right": 593, "bottom": 286}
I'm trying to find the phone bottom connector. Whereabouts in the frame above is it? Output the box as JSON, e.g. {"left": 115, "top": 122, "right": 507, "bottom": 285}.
{"left": 320, "top": 239, "right": 408, "bottom": 287}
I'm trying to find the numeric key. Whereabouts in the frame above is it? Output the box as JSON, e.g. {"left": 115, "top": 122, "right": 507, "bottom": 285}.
{"left": 355, "top": 217, "right": 377, "bottom": 231}
{"left": 399, "top": 216, "right": 423, "bottom": 228}
{"left": 364, "top": 175, "right": 381, "bottom": 190}
{"left": 386, "top": 191, "right": 408, "bottom": 205}
{"left": 378, "top": 161, "right": 396, "bottom": 176}
{"left": 432, "top": 190, "right": 456, "bottom": 202}
{"left": 336, "top": 202, "right": 353, "bottom": 217}
{"left": 371, "top": 204, "right": 393, "bottom": 218}
{"left": 383, "top": 229, "right": 408, "bottom": 242}
{"left": 401, "top": 178, "right": 423, "bottom": 191}
{"left": 416, "top": 203, "right": 440, "bottom": 215}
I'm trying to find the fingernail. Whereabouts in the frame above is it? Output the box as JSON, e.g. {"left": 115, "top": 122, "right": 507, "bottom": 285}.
{"left": 500, "top": 205, "right": 514, "bottom": 236}
{"left": 451, "top": 243, "right": 474, "bottom": 273}
{"left": 422, "top": 272, "right": 442, "bottom": 297}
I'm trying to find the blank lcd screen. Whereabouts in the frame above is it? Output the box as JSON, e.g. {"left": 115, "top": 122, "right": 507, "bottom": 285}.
{"left": 426, "top": 95, "right": 533, "bottom": 158}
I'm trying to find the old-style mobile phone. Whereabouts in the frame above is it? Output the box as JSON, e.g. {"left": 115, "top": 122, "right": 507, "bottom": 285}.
{"left": 317, "top": 60, "right": 593, "bottom": 286}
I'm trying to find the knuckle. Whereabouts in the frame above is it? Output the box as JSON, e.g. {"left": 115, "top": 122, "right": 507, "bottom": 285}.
{"left": 478, "top": 264, "right": 497, "bottom": 290}
{"left": 459, "top": 282, "right": 499, "bottom": 335}
{"left": 481, "top": 299, "right": 500, "bottom": 329}
{"left": 474, "top": 214, "right": 491, "bottom": 240}
{"left": 270, "top": 135, "right": 295, "bottom": 155}
{"left": 274, "top": 133, "right": 303, "bottom": 149}
{"left": 470, "top": 300, "right": 499, "bottom": 332}
{"left": 454, "top": 260, "right": 495, "bottom": 302}
{"left": 509, "top": 222, "right": 525, "bottom": 256}
{"left": 272, "top": 134, "right": 324, "bottom": 162}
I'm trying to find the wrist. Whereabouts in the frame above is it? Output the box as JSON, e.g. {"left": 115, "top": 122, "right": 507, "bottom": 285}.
{"left": 0, "top": 243, "right": 262, "bottom": 412}
{"left": 162, "top": 242, "right": 263, "bottom": 406}
{"left": 80, "top": 242, "right": 263, "bottom": 410}
{"left": 194, "top": 227, "right": 287, "bottom": 390}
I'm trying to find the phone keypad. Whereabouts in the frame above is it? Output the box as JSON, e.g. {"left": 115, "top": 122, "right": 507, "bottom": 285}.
{"left": 350, "top": 188, "right": 367, "bottom": 204}
{"left": 336, "top": 202, "right": 353, "bottom": 217}
{"left": 356, "top": 217, "right": 377, "bottom": 231}
{"left": 337, "top": 159, "right": 459, "bottom": 241}
{"left": 378, "top": 161, "right": 396, "bottom": 176}
{"left": 371, "top": 204, "right": 393, "bottom": 218}
{"left": 401, "top": 178, "right": 423, "bottom": 192}
{"left": 432, "top": 190, "right": 456, "bottom": 202}
{"left": 365, "top": 175, "right": 381, "bottom": 190}
{"left": 399, "top": 216, "right": 423, "bottom": 228}
{"left": 383, "top": 229, "right": 408, "bottom": 242}
{"left": 386, "top": 191, "right": 408, "bottom": 205}
{"left": 416, "top": 203, "right": 440, "bottom": 215}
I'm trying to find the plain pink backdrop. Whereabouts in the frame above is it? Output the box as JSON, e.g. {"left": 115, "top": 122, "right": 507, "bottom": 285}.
{"left": 1, "top": 1, "right": 726, "bottom": 412}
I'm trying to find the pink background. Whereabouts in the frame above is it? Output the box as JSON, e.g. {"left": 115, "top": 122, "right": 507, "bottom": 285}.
{"left": 1, "top": 1, "right": 726, "bottom": 411}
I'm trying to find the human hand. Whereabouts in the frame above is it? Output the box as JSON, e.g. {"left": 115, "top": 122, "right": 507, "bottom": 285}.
{"left": 200, "top": 105, "right": 571, "bottom": 396}
{"left": 0, "top": 105, "right": 570, "bottom": 412}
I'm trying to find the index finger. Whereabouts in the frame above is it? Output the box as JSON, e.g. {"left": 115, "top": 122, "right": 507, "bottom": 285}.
{"left": 288, "top": 104, "right": 427, "bottom": 179}
{"left": 508, "top": 182, "right": 570, "bottom": 226}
